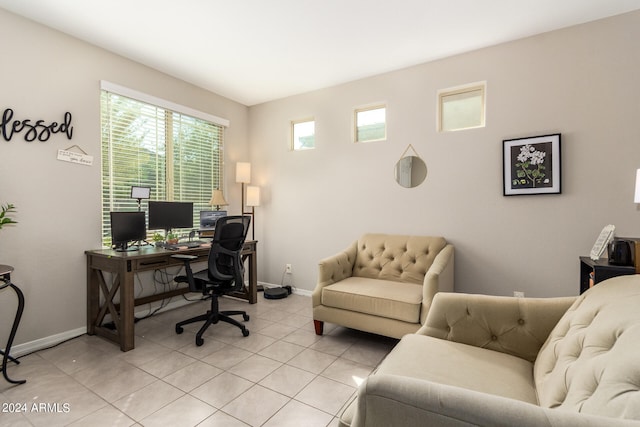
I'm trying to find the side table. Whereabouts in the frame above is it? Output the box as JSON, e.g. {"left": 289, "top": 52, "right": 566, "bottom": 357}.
{"left": 0, "top": 264, "right": 26, "bottom": 384}
{"left": 579, "top": 256, "right": 636, "bottom": 294}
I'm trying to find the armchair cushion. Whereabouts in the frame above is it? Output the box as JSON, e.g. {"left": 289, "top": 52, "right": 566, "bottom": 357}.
{"left": 321, "top": 277, "right": 423, "bottom": 323}
{"left": 373, "top": 334, "right": 538, "bottom": 404}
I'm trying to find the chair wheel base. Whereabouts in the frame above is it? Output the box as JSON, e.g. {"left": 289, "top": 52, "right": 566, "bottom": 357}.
{"left": 243, "top": 314, "right": 250, "bottom": 321}
{"left": 242, "top": 328, "right": 250, "bottom": 337}
{"left": 196, "top": 337, "right": 204, "bottom": 346}
{"left": 176, "top": 325, "right": 184, "bottom": 334}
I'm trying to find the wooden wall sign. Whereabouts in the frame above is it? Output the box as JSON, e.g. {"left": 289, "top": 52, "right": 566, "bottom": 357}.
{"left": 1, "top": 108, "right": 73, "bottom": 142}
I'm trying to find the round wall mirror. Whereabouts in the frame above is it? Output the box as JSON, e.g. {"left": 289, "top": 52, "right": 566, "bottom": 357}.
{"left": 395, "top": 155, "right": 427, "bottom": 188}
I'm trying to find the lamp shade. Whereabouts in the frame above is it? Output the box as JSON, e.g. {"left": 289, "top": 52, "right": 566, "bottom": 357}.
{"left": 635, "top": 169, "right": 640, "bottom": 203}
{"left": 236, "top": 162, "right": 251, "bottom": 183}
{"left": 246, "top": 186, "right": 260, "bottom": 207}
{"left": 208, "top": 189, "right": 228, "bottom": 208}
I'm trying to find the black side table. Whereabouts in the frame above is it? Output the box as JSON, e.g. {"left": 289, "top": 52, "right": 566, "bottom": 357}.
{"left": 0, "top": 264, "right": 26, "bottom": 384}
{"left": 579, "top": 256, "right": 636, "bottom": 294}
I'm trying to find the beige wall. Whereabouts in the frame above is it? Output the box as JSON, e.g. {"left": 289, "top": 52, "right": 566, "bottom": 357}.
{"left": 248, "top": 10, "right": 640, "bottom": 298}
{"left": 0, "top": 9, "right": 249, "bottom": 347}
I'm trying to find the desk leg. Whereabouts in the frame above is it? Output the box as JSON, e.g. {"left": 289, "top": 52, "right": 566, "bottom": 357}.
{"left": 247, "top": 251, "right": 257, "bottom": 304}
{"left": 119, "top": 265, "right": 135, "bottom": 352}
{"left": 1, "top": 283, "right": 26, "bottom": 384}
{"left": 86, "top": 257, "right": 99, "bottom": 336}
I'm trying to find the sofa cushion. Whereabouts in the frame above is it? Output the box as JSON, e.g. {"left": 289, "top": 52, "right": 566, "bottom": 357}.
{"left": 353, "top": 234, "right": 446, "bottom": 284}
{"left": 534, "top": 276, "right": 640, "bottom": 419}
{"left": 321, "top": 277, "right": 423, "bottom": 323}
{"left": 376, "top": 334, "right": 538, "bottom": 404}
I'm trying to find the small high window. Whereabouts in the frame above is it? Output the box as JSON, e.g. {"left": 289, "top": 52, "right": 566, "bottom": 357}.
{"left": 291, "top": 119, "right": 315, "bottom": 150}
{"left": 355, "top": 105, "right": 386, "bottom": 143}
{"left": 438, "top": 82, "right": 486, "bottom": 132}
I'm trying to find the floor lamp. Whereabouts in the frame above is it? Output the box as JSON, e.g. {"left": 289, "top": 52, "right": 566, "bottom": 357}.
{"left": 246, "top": 185, "right": 260, "bottom": 241}
{"left": 236, "top": 162, "right": 251, "bottom": 215}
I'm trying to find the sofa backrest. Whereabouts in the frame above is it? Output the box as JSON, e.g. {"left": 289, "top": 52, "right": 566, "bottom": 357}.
{"left": 533, "top": 275, "right": 640, "bottom": 420}
{"left": 353, "top": 234, "right": 446, "bottom": 285}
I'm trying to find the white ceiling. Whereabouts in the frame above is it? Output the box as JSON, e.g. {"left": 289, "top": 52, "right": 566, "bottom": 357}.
{"left": 2, "top": 0, "right": 639, "bottom": 106}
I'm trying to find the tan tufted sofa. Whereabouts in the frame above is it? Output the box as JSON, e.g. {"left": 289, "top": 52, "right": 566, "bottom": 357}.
{"left": 312, "top": 233, "right": 454, "bottom": 339}
{"left": 340, "top": 275, "right": 640, "bottom": 427}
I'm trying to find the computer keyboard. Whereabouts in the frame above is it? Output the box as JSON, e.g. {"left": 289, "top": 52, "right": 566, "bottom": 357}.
{"left": 185, "top": 241, "right": 206, "bottom": 248}
{"left": 164, "top": 241, "right": 207, "bottom": 251}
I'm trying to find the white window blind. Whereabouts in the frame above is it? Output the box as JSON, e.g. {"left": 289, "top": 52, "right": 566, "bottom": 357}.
{"left": 100, "top": 87, "right": 225, "bottom": 247}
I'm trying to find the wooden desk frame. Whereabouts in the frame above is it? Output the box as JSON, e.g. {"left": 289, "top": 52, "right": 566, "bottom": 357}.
{"left": 86, "top": 241, "right": 257, "bottom": 351}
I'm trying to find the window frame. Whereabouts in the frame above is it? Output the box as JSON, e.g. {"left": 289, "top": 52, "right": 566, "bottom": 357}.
{"left": 100, "top": 81, "right": 227, "bottom": 247}
{"left": 437, "top": 82, "right": 486, "bottom": 132}
{"left": 354, "top": 104, "right": 387, "bottom": 143}
{"left": 291, "top": 118, "right": 316, "bottom": 151}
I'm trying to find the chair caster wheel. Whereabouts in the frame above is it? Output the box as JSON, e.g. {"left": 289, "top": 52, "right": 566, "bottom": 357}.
{"left": 176, "top": 325, "right": 184, "bottom": 334}
{"left": 196, "top": 337, "right": 204, "bottom": 346}
{"left": 242, "top": 328, "right": 250, "bottom": 337}
{"left": 243, "top": 314, "right": 250, "bottom": 321}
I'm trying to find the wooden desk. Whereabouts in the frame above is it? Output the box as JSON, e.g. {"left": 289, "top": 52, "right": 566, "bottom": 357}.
{"left": 86, "top": 241, "right": 257, "bottom": 351}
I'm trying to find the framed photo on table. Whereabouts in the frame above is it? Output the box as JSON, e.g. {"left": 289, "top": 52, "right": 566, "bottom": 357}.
{"left": 503, "top": 133, "right": 561, "bottom": 196}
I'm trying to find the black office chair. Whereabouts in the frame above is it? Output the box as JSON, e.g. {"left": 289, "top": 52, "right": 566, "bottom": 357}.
{"left": 172, "top": 215, "right": 251, "bottom": 346}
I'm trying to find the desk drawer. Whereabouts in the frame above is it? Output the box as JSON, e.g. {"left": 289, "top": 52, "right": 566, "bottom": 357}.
{"left": 133, "top": 256, "right": 172, "bottom": 270}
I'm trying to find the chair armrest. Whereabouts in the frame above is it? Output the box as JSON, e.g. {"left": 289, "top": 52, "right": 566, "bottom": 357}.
{"left": 419, "top": 244, "right": 454, "bottom": 323}
{"left": 171, "top": 254, "right": 200, "bottom": 290}
{"left": 417, "top": 292, "right": 576, "bottom": 362}
{"left": 351, "top": 374, "right": 630, "bottom": 427}
{"left": 312, "top": 240, "right": 357, "bottom": 307}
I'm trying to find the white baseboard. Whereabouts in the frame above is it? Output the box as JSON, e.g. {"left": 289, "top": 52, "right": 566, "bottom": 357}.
{"left": 10, "top": 297, "right": 199, "bottom": 357}
{"left": 10, "top": 327, "right": 87, "bottom": 358}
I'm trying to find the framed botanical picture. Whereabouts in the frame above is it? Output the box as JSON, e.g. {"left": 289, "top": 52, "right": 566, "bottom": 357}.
{"left": 503, "top": 133, "right": 561, "bottom": 196}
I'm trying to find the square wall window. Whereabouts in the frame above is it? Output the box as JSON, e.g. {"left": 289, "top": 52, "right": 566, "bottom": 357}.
{"left": 355, "top": 105, "right": 386, "bottom": 143}
{"left": 291, "top": 119, "right": 315, "bottom": 150}
{"left": 438, "top": 82, "right": 486, "bottom": 132}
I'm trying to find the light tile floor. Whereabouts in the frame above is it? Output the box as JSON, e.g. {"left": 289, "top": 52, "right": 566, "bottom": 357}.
{"left": 1, "top": 294, "right": 398, "bottom": 427}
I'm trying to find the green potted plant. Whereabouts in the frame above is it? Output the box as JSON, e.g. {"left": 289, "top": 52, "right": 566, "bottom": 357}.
{"left": 0, "top": 203, "right": 17, "bottom": 230}
{"left": 152, "top": 232, "right": 165, "bottom": 247}
{"left": 166, "top": 232, "right": 179, "bottom": 245}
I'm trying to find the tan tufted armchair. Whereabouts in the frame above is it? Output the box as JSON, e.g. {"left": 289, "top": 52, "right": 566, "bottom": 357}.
{"left": 312, "top": 233, "right": 454, "bottom": 339}
{"left": 340, "top": 275, "right": 640, "bottom": 427}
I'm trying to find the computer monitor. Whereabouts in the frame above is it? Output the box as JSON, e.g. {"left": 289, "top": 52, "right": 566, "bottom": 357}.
{"left": 110, "top": 211, "right": 146, "bottom": 252}
{"left": 148, "top": 201, "right": 193, "bottom": 234}
{"left": 199, "top": 210, "right": 227, "bottom": 232}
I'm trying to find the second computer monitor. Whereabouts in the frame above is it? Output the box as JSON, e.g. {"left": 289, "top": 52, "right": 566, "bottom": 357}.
{"left": 148, "top": 201, "right": 193, "bottom": 233}
{"left": 110, "top": 211, "right": 146, "bottom": 252}
{"left": 199, "top": 210, "right": 227, "bottom": 232}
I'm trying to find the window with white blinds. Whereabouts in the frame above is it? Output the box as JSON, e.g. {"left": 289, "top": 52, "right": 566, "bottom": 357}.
{"left": 100, "top": 87, "right": 225, "bottom": 247}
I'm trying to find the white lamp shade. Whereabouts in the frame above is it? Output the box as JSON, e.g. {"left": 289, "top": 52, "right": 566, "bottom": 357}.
{"left": 246, "top": 186, "right": 260, "bottom": 207}
{"left": 236, "top": 162, "right": 251, "bottom": 183}
{"left": 635, "top": 169, "right": 640, "bottom": 203}
{"left": 208, "top": 189, "right": 228, "bottom": 207}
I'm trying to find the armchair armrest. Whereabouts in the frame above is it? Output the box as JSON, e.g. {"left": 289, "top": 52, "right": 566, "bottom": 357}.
{"left": 417, "top": 292, "right": 576, "bottom": 362}
{"left": 313, "top": 241, "right": 358, "bottom": 307}
{"left": 419, "top": 244, "right": 454, "bottom": 323}
{"left": 351, "top": 374, "right": 628, "bottom": 427}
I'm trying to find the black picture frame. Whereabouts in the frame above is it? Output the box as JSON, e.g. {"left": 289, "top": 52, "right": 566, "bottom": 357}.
{"left": 503, "top": 133, "right": 561, "bottom": 196}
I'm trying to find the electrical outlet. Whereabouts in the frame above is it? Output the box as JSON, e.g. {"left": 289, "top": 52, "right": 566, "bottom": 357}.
{"left": 285, "top": 264, "right": 292, "bottom": 274}
{"left": 513, "top": 291, "right": 525, "bottom": 298}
